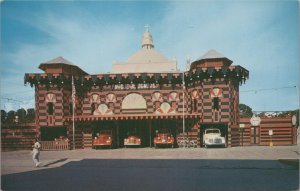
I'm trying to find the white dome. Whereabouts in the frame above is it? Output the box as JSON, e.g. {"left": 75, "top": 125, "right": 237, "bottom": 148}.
{"left": 127, "top": 48, "right": 168, "bottom": 63}
{"left": 111, "top": 27, "right": 178, "bottom": 73}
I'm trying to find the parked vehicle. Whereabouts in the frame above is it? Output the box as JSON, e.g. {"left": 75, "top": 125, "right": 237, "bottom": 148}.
{"left": 93, "top": 130, "right": 114, "bottom": 149}
{"left": 124, "top": 134, "right": 141, "bottom": 147}
{"left": 154, "top": 129, "right": 175, "bottom": 148}
{"left": 203, "top": 128, "right": 226, "bottom": 148}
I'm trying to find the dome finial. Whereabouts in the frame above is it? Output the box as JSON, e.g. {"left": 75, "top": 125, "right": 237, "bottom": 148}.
{"left": 144, "top": 24, "right": 149, "bottom": 32}
{"left": 142, "top": 25, "right": 154, "bottom": 49}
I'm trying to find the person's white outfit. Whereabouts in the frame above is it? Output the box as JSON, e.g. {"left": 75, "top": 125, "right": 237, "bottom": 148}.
{"left": 32, "top": 141, "right": 41, "bottom": 167}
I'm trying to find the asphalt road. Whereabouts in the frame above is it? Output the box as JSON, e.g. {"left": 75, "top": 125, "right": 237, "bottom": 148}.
{"left": 2, "top": 159, "right": 299, "bottom": 191}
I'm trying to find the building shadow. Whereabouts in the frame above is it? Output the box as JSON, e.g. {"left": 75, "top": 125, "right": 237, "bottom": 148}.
{"left": 43, "top": 158, "right": 68, "bottom": 167}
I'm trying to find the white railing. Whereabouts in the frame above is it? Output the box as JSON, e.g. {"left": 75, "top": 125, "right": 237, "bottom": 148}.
{"left": 41, "top": 140, "right": 69, "bottom": 150}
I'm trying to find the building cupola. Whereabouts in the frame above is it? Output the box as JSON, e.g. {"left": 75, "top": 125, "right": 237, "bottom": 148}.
{"left": 111, "top": 26, "right": 178, "bottom": 73}
{"left": 141, "top": 25, "right": 154, "bottom": 49}
{"left": 190, "top": 49, "right": 233, "bottom": 70}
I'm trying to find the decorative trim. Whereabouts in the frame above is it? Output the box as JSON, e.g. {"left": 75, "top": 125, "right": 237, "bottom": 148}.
{"left": 93, "top": 104, "right": 113, "bottom": 115}
{"left": 168, "top": 91, "right": 179, "bottom": 102}
{"left": 210, "top": 87, "right": 223, "bottom": 98}
{"left": 152, "top": 91, "right": 163, "bottom": 102}
{"left": 45, "top": 93, "right": 56, "bottom": 103}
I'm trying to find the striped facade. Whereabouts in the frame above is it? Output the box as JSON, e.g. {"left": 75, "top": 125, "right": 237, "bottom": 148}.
{"left": 231, "top": 117, "right": 297, "bottom": 146}
{"left": 23, "top": 33, "right": 255, "bottom": 149}
{"left": 23, "top": 58, "right": 299, "bottom": 150}
{"left": 25, "top": 66, "right": 248, "bottom": 149}
{"left": 12, "top": 28, "right": 298, "bottom": 151}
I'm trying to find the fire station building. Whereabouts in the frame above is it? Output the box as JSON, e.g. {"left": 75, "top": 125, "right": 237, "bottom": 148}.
{"left": 25, "top": 29, "right": 250, "bottom": 149}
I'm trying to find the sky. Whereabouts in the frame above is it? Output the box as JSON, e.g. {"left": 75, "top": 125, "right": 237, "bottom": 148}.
{"left": 1, "top": 1, "right": 299, "bottom": 112}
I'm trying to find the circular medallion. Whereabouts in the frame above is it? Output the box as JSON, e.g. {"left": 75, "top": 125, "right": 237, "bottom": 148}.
{"left": 250, "top": 115, "right": 261, "bottom": 126}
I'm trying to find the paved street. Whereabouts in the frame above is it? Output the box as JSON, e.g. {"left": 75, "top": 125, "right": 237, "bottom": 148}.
{"left": 1, "top": 146, "right": 299, "bottom": 191}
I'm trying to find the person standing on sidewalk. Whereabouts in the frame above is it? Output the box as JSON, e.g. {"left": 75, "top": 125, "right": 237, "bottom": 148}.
{"left": 32, "top": 138, "right": 41, "bottom": 167}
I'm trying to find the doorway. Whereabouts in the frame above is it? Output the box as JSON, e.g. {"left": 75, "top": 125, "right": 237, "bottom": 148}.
{"left": 250, "top": 126, "right": 260, "bottom": 145}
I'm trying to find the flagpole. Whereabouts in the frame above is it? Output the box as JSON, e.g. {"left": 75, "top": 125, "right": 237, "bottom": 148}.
{"left": 183, "top": 57, "right": 190, "bottom": 146}
{"left": 182, "top": 71, "right": 185, "bottom": 136}
{"left": 72, "top": 76, "right": 75, "bottom": 150}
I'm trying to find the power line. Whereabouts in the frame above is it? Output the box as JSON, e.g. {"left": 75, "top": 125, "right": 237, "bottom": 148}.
{"left": 1, "top": 97, "right": 24, "bottom": 103}
{"left": 1, "top": 97, "right": 35, "bottom": 111}
{"left": 0, "top": 97, "right": 34, "bottom": 104}
{"left": 240, "top": 86, "right": 296, "bottom": 93}
{"left": 1, "top": 90, "right": 34, "bottom": 96}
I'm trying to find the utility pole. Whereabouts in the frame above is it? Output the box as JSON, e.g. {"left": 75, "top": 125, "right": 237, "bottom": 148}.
{"left": 72, "top": 76, "right": 76, "bottom": 150}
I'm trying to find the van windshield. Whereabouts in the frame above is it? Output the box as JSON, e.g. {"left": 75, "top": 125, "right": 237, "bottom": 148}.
{"left": 206, "top": 129, "right": 220, "bottom": 134}
{"left": 158, "top": 129, "right": 170, "bottom": 134}
{"left": 100, "top": 130, "right": 112, "bottom": 135}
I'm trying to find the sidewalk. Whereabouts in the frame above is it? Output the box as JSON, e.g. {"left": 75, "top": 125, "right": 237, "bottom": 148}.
{"left": 2, "top": 146, "right": 299, "bottom": 175}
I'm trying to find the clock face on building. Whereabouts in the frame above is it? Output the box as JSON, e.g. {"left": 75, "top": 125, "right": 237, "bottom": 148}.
{"left": 250, "top": 116, "right": 261, "bottom": 126}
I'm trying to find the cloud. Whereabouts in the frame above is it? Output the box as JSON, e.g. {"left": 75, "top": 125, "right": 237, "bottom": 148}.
{"left": 4, "top": 14, "right": 139, "bottom": 74}
{"left": 2, "top": 7, "right": 140, "bottom": 110}
{"left": 155, "top": 1, "right": 299, "bottom": 111}
{"left": 1, "top": 1, "right": 298, "bottom": 111}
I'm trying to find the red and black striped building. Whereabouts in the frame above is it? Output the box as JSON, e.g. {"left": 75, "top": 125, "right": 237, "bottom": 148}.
{"left": 25, "top": 29, "right": 250, "bottom": 149}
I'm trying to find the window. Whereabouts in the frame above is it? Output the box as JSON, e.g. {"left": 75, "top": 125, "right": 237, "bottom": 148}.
{"left": 214, "top": 112, "right": 219, "bottom": 121}
{"left": 171, "top": 101, "right": 177, "bottom": 110}
{"left": 121, "top": 93, "right": 147, "bottom": 110}
{"left": 47, "top": 102, "right": 54, "bottom": 115}
{"left": 69, "top": 103, "right": 73, "bottom": 115}
{"left": 108, "top": 102, "right": 114, "bottom": 110}
{"left": 193, "top": 99, "right": 198, "bottom": 113}
{"left": 155, "top": 101, "right": 161, "bottom": 110}
{"left": 91, "top": 103, "right": 96, "bottom": 114}
{"left": 213, "top": 97, "right": 219, "bottom": 111}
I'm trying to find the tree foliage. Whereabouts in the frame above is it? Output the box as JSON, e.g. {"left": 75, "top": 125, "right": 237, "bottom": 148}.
{"left": 239, "top": 103, "right": 253, "bottom": 118}
{"left": 26, "top": 108, "right": 35, "bottom": 123}
{"left": 16, "top": 108, "right": 26, "bottom": 122}
{"left": 1, "top": 110, "right": 7, "bottom": 123}
{"left": 1, "top": 108, "right": 35, "bottom": 125}
{"left": 6, "top": 110, "right": 16, "bottom": 124}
